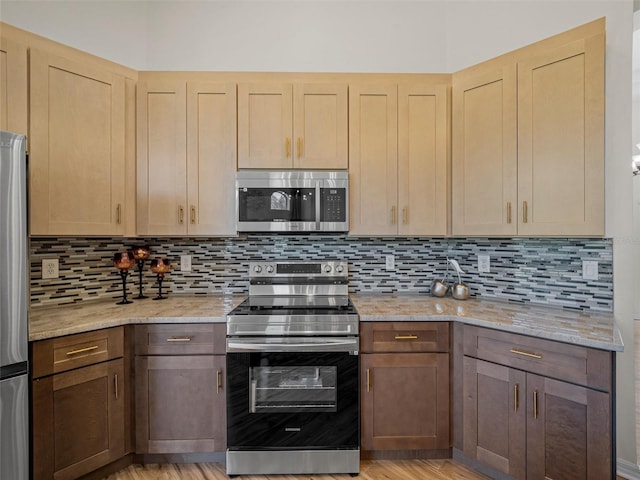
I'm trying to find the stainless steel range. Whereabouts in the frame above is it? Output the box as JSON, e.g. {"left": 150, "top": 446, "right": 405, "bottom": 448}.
{"left": 225, "top": 261, "right": 359, "bottom": 476}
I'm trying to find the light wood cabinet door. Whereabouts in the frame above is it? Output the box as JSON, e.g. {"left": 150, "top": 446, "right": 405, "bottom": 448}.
{"left": 526, "top": 373, "right": 611, "bottom": 480}
{"left": 293, "top": 83, "right": 348, "bottom": 169}
{"left": 452, "top": 65, "right": 518, "bottom": 236}
{"left": 517, "top": 33, "right": 605, "bottom": 236}
{"left": 398, "top": 84, "right": 449, "bottom": 236}
{"left": 135, "top": 354, "right": 226, "bottom": 453}
{"left": 29, "top": 49, "right": 126, "bottom": 236}
{"left": 238, "top": 83, "right": 293, "bottom": 169}
{"left": 0, "top": 37, "right": 27, "bottom": 136}
{"left": 462, "top": 357, "right": 526, "bottom": 480}
{"left": 136, "top": 80, "right": 187, "bottom": 235}
{"left": 349, "top": 84, "right": 398, "bottom": 236}
{"left": 361, "top": 353, "right": 449, "bottom": 452}
{"left": 186, "top": 82, "right": 237, "bottom": 235}
{"left": 32, "top": 358, "right": 125, "bottom": 480}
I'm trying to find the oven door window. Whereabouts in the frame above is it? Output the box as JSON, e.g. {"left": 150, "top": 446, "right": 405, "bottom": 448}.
{"left": 238, "top": 188, "right": 316, "bottom": 222}
{"left": 250, "top": 366, "right": 337, "bottom": 413}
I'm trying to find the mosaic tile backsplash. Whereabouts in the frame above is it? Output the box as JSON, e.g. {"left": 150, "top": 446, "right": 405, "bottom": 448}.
{"left": 29, "top": 235, "right": 613, "bottom": 312}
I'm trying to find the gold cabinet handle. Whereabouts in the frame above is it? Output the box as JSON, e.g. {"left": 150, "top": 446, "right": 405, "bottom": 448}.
{"left": 297, "top": 138, "right": 303, "bottom": 158}
{"left": 403, "top": 207, "right": 408, "bottom": 225}
{"left": 116, "top": 204, "right": 122, "bottom": 225}
{"left": 394, "top": 335, "right": 418, "bottom": 340}
{"left": 166, "top": 337, "right": 192, "bottom": 343}
{"left": 178, "top": 205, "right": 185, "bottom": 224}
{"left": 533, "top": 390, "right": 539, "bottom": 419}
{"left": 190, "top": 205, "right": 196, "bottom": 225}
{"left": 523, "top": 201, "right": 528, "bottom": 223}
{"left": 507, "top": 202, "right": 512, "bottom": 224}
{"left": 217, "top": 369, "right": 222, "bottom": 394}
{"left": 366, "top": 369, "right": 371, "bottom": 392}
{"left": 391, "top": 206, "right": 397, "bottom": 225}
{"left": 285, "top": 138, "right": 291, "bottom": 157}
{"left": 114, "top": 373, "right": 119, "bottom": 400}
{"left": 66, "top": 345, "right": 99, "bottom": 356}
{"left": 514, "top": 383, "right": 519, "bottom": 412}
{"left": 510, "top": 348, "right": 542, "bottom": 359}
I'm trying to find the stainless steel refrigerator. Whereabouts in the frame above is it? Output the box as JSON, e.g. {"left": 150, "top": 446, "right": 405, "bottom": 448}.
{"left": 0, "top": 130, "right": 29, "bottom": 480}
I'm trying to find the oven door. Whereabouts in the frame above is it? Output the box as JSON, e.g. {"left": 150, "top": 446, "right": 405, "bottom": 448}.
{"left": 226, "top": 337, "right": 359, "bottom": 450}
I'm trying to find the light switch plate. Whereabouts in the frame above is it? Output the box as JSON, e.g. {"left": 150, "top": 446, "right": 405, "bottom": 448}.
{"left": 478, "top": 255, "right": 490, "bottom": 273}
{"left": 582, "top": 260, "right": 598, "bottom": 280}
{"left": 180, "top": 255, "right": 192, "bottom": 272}
{"left": 385, "top": 255, "right": 395, "bottom": 271}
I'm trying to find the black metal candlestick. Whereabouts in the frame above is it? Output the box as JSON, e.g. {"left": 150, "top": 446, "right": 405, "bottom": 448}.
{"left": 153, "top": 273, "right": 166, "bottom": 300}
{"left": 113, "top": 251, "right": 135, "bottom": 305}
{"left": 150, "top": 258, "right": 170, "bottom": 301}
{"left": 117, "top": 270, "right": 133, "bottom": 305}
{"left": 134, "top": 260, "right": 148, "bottom": 299}
{"left": 131, "top": 246, "right": 151, "bottom": 299}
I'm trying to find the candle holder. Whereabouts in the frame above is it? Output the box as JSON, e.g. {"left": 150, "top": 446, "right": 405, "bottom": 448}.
{"left": 131, "top": 246, "right": 151, "bottom": 299}
{"left": 150, "top": 258, "right": 171, "bottom": 300}
{"left": 113, "top": 251, "right": 135, "bottom": 305}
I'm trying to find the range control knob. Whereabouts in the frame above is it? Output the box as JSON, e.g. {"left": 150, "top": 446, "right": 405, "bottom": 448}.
{"left": 266, "top": 264, "right": 275, "bottom": 274}
{"left": 324, "top": 264, "right": 333, "bottom": 273}
{"left": 253, "top": 265, "right": 263, "bottom": 274}
{"left": 335, "top": 264, "right": 344, "bottom": 273}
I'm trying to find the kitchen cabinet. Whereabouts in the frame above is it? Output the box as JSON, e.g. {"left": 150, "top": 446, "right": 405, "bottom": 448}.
{"left": 0, "top": 36, "right": 28, "bottom": 136}
{"left": 31, "top": 327, "right": 127, "bottom": 480}
{"left": 349, "top": 83, "right": 449, "bottom": 236}
{"left": 237, "top": 82, "right": 348, "bottom": 169}
{"left": 29, "top": 49, "right": 128, "bottom": 236}
{"left": 452, "top": 29, "right": 605, "bottom": 237}
{"left": 461, "top": 325, "right": 613, "bottom": 480}
{"left": 360, "top": 322, "right": 450, "bottom": 456}
{"left": 137, "top": 79, "right": 237, "bottom": 236}
{"left": 134, "top": 324, "right": 226, "bottom": 453}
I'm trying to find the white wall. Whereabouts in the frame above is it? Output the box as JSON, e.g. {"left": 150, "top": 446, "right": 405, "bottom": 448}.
{"left": 2, "top": 0, "right": 636, "bottom": 469}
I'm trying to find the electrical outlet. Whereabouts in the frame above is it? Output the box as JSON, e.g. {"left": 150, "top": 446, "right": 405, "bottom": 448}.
{"left": 582, "top": 260, "right": 598, "bottom": 280}
{"left": 385, "top": 254, "right": 395, "bottom": 271}
{"left": 42, "top": 259, "right": 59, "bottom": 279}
{"left": 478, "top": 255, "right": 490, "bottom": 273}
{"left": 180, "top": 255, "right": 192, "bottom": 272}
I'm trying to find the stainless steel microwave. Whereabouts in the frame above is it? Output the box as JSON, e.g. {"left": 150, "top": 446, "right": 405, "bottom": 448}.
{"left": 236, "top": 170, "right": 349, "bottom": 232}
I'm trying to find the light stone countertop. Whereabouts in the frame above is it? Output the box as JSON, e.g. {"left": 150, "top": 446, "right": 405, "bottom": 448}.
{"left": 29, "top": 293, "right": 623, "bottom": 352}
{"left": 351, "top": 293, "right": 623, "bottom": 352}
{"left": 29, "top": 295, "right": 244, "bottom": 341}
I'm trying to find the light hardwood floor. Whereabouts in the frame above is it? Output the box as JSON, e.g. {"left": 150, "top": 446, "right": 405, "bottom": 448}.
{"left": 102, "top": 460, "right": 491, "bottom": 480}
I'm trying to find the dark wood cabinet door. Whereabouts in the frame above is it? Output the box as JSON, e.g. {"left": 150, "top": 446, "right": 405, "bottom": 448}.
{"left": 361, "top": 353, "right": 449, "bottom": 452}
{"left": 462, "top": 357, "right": 526, "bottom": 480}
{"left": 32, "top": 358, "right": 125, "bottom": 480}
{"left": 135, "top": 354, "right": 225, "bottom": 453}
{"left": 526, "top": 373, "right": 611, "bottom": 480}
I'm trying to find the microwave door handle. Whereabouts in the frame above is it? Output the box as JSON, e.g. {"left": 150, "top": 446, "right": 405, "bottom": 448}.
{"left": 316, "top": 183, "right": 321, "bottom": 230}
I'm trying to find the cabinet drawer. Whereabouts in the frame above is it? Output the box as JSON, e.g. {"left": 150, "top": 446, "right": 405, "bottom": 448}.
{"left": 360, "top": 322, "right": 449, "bottom": 353}
{"left": 463, "top": 325, "right": 611, "bottom": 391}
{"left": 135, "top": 324, "right": 225, "bottom": 355}
{"left": 31, "top": 327, "right": 124, "bottom": 379}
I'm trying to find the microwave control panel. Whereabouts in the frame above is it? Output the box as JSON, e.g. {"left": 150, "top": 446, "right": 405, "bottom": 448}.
{"left": 320, "top": 188, "right": 346, "bottom": 222}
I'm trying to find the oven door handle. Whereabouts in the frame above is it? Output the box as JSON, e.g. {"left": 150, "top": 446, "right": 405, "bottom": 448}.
{"left": 226, "top": 337, "right": 359, "bottom": 354}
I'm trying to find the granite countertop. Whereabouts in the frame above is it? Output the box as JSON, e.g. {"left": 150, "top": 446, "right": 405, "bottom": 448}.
{"left": 29, "top": 295, "right": 244, "bottom": 341}
{"left": 350, "top": 293, "right": 623, "bottom": 352}
{"left": 30, "top": 293, "right": 623, "bottom": 352}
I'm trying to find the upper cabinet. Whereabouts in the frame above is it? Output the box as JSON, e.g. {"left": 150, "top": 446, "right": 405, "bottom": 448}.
{"left": 0, "top": 36, "right": 28, "bottom": 136}
{"left": 29, "top": 49, "right": 127, "bottom": 236}
{"left": 452, "top": 25, "right": 605, "bottom": 237}
{"left": 137, "top": 77, "right": 237, "bottom": 236}
{"left": 238, "top": 82, "right": 348, "bottom": 169}
{"left": 349, "top": 83, "right": 449, "bottom": 236}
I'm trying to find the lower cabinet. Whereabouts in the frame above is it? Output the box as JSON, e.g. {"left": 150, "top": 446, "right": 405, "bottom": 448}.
{"left": 461, "top": 325, "right": 613, "bottom": 480}
{"left": 360, "top": 322, "right": 450, "bottom": 455}
{"left": 134, "top": 324, "right": 226, "bottom": 454}
{"left": 31, "top": 328, "right": 126, "bottom": 480}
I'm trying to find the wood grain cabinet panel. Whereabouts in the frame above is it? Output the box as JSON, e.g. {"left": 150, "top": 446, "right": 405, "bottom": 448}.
{"left": 0, "top": 36, "right": 28, "bottom": 136}
{"left": 349, "top": 83, "right": 449, "bottom": 236}
{"left": 29, "top": 49, "right": 126, "bottom": 236}
{"left": 452, "top": 29, "right": 604, "bottom": 237}
{"left": 31, "top": 328, "right": 126, "bottom": 480}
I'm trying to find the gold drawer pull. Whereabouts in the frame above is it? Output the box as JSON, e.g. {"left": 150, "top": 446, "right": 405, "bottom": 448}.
{"left": 533, "top": 390, "right": 539, "bottom": 419}
{"left": 366, "top": 368, "right": 371, "bottom": 392}
{"left": 510, "top": 348, "right": 542, "bottom": 359}
{"left": 507, "top": 202, "right": 512, "bottom": 224}
{"left": 114, "top": 374, "right": 119, "bottom": 400}
{"left": 166, "top": 337, "right": 192, "bottom": 343}
{"left": 523, "top": 201, "right": 528, "bottom": 223}
{"left": 66, "top": 345, "right": 99, "bottom": 356}
{"left": 297, "top": 137, "right": 303, "bottom": 157}
{"left": 286, "top": 138, "right": 291, "bottom": 157}
{"left": 190, "top": 206, "right": 196, "bottom": 224}
{"left": 217, "top": 369, "right": 223, "bottom": 394}
{"left": 514, "top": 384, "right": 519, "bottom": 412}
{"left": 116, "top": 204, "right": 122, "bottom": 225}
{"left": 391, "top": 206, "right": 397, "bottom": 225}
{"left": 395, "top": 335, "right": 418, "bottom": 340}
